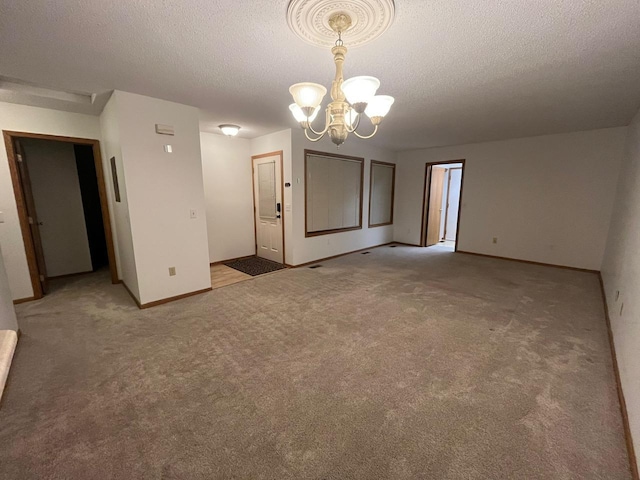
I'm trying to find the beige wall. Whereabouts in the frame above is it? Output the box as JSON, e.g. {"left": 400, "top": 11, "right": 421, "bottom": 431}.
{"left": 290, "top": 129, "right": 396, "bottom": 265}
{"left": 0, "top": 102, "right": 102, "bottom": 300}
{"left": 200, "top": 132, "right": 254, "bottom": 263}
{"left": 602, "top": 108, "right": 640, "bottom": 467}
{"left": 250, "top": 129, "right": 294, "bottom": 264}
{"left": 100, "top": 92, "right": 137, "bottom": 297}
{"left": 394, "top": 127, "right": 627, "bottom": 270}
{"left": 111, "top": 91, "right": 211, "bottom": 305}
{"left": 0, "top": 244, "right": 18, "bottom": 331}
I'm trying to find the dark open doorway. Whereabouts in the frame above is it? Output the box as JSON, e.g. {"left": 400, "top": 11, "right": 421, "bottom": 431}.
{"left": 3, "top": 131, "right": 117, "bottom": 300}
{"left": 420, "top": 159, "right": 466, "bottom": 251}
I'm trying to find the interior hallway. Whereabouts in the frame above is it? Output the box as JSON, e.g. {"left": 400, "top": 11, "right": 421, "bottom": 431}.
{"left": 0, "top": 245, "right": 631, "bottom": 479}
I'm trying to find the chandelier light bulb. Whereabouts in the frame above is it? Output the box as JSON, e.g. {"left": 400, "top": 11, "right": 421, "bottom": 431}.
{"left": 289, "top": 82, "right": 327, "bottom": 112}
{"left": 289, "top": 104, "right": 320, "bottom": 123}
{"left": 341, "top": 76, "right": 380, "bottom": 112}
{"left": 345, "top": 108, "right": 359, "bottom": 129}
{"left": 365, "top": 95, "right": 395, "bottom": 120}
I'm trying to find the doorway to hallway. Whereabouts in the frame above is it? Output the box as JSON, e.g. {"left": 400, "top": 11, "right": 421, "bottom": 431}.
{"left": 3, "top": 131, "right": 117, "bottom": 299}
{"left": 420, "top": 159, "right": 466, "bottom": 251}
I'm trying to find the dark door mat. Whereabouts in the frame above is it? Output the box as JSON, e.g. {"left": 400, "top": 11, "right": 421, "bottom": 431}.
{"left": 224, "top": 257, "right": 286, "bottom": 276}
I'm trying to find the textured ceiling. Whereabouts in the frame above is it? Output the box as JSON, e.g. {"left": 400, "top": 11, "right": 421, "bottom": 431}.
{"left": 1, "top": 1, "right": 639, "bottom": 151}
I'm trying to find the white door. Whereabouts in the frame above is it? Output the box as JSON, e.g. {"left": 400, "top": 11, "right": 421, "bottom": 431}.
{"left": 253, "top": 153, "right": 284, "bottom": 263}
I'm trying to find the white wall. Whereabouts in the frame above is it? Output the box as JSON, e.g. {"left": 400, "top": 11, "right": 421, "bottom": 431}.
{"left": 0, "top": 102, "right": 102, "bottom": 300}
{"left": 290, "top": 129, "right": 396, "bottom": 265}
{"left": 21, "top": 139, "right": 93, "bottom": 277}
{"left": 602, "top": 108, "right": 640, "bottom": 466}
{"left": 395, "top": 128, "right": 627, "bottom": 270}
{"left": 0, "top": 243, "right": 18, "bottom": 403}
{"left": 113, "top": 91, "right": 211, "bottom": 305}
{"left": 250, "top": 129, "right": 294, "bottom": 264}
{"left": 200, "top": 132, "right": 254, "bottom": 263}
{"left": 0, "top": 244, "right": 18, "bottom": 331}
{"left": 100, "top": 93, "right": 137, "bottom": 298}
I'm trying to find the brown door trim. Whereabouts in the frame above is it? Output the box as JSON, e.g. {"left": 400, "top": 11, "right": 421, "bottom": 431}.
{"left": 420, "top": 159, "right": 466, "bottom": 252}
{"left": 251, "top": 150, "right": 286, "bottom": 265}
{"left": 2, "top": 130, "right": 119, "bottom": 300}
{"left": 12, "top": 138, "right": 50, "bottom": 294}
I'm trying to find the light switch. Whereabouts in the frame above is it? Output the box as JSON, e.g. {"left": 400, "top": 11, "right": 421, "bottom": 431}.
{"left": 164, "top": 144, "right": 173, "bottom": 153}
{"left": 189, "top": 209, "right": 197, "bottom": 219}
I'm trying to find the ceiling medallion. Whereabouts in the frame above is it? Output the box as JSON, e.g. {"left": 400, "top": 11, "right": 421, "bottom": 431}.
{"left": 287, "top": 0, "right": 396, "bottom": 49}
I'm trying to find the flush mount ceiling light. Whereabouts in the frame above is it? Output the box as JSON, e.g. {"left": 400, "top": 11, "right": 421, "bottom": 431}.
{"left": 219, "top": 124, "right": 241, "bottom": 136}
{"left": 287, "top": 0, "right": 395, "bottom": 147}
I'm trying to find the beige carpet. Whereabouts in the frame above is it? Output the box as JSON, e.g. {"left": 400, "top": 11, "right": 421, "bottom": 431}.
{"left": 0, "top": 245, "right": 631, "bottom": 479}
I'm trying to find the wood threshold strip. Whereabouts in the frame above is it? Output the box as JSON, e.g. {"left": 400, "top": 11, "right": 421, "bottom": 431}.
{"left": 47, "top": 270, "right": 94, "bottom": 280}
{"left": 456, "top": 250, "right": 599, "bottom": 274}
{"left": 209, "top": 255, "right": 256, "bottom": 267}
{"left": 598, "top": 274, "right": 639, "bottom": 480}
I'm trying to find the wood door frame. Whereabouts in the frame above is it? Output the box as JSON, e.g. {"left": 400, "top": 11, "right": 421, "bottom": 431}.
{"left": 420, "top": 159, "right": 466, "bottom": 251}
{"left": 251, "top": 150, "right": 286, "bottom": 265}
{"left": 3, "top": 130, "right": 119, "bottom": 300}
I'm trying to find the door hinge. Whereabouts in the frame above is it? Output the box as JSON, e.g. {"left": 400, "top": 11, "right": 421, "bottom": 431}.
{"left": 28, "top": 216, "right": 34, "bottom": 225}
{"left": 16, "top": 153, "right": 23, "bottom": 163}
{"left": 39, "top": 275, "right": 45, "bottom": 282}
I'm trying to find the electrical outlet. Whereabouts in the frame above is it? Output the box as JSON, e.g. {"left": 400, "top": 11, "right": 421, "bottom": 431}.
{"left": 615, "top": 290, "right": 620, "bottom": 301}
{"left": 169, "top": 267, "right": 176, "bottom": 276}
{"left": 492, "top": 237, "right": 498, "bottom": 244}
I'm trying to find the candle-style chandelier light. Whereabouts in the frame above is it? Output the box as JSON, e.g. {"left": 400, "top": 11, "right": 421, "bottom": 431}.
{"left": 288, "top": 12, "right": 394, "bottom": 147}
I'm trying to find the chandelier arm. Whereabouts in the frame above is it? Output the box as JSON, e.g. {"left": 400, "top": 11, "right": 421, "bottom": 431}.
{"left": 307, "top": 122, "right": 329, "bottom": 137}
{"left": 306, "top": 107, "right": 331, "bottom": 136}
{"left": 303, "top": 128, "right": 325, "bottom": 142}
{"left": 345, "top": 113, "right": 361, "bottom": 133}
{"left": 352, "top": 124, "right": 379, "bottom": 140}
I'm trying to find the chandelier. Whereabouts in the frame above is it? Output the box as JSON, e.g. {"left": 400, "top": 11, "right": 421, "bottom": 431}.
{"left": 288, "top": 13, "right": 394, "bottom": 147}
